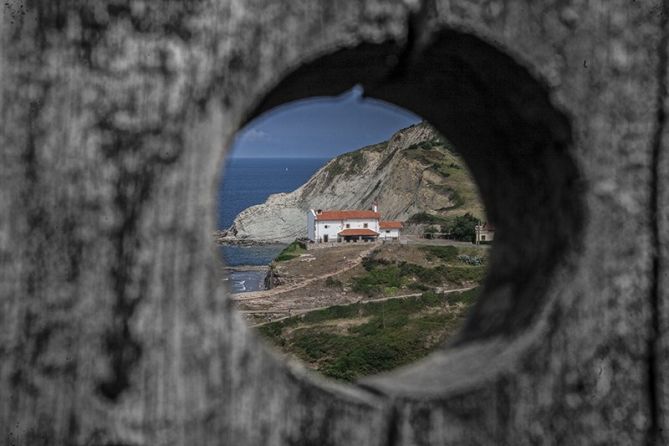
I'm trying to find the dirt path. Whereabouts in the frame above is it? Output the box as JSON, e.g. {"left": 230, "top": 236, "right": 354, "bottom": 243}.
{"left": 231, "top": 244, "right": 378, "bottom": 301}
{"left": 248, "top": 286, "right": 476, "bottom": 328}
{"left": 402, "top": 235, "right": 492, "bottom": 248}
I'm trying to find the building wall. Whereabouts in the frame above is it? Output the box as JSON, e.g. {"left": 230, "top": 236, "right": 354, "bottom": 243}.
{"left": 314, "top": 218, "right": 379, "bottom": 242}
{"left": 476, "top": 229, "right": 495, "bottom": 243}
{"left": 307, "top": 210, "right": 316, "bottom": 241}
{"left": 380, "top": 228, "right": 400, "bottom": 240}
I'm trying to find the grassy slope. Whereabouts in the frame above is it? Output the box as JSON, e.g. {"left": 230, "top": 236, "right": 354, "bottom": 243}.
{"left": 403, "top": 134, "right": 485, "bottom": 220}
{"left": 258, "top": 244, "right": 488, "bottom": 381}
{"left": 275, "top": 240, "right": 307, "bottom": 262}
{"left": 258, "top": 288, "right": 479, "bottom": 381}
{"left": 351, "top": 245, "right": 487, "bottom": 296}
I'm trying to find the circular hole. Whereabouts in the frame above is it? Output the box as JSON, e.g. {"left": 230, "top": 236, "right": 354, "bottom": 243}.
{"left": 215, "top": 29, "right": 582, "bottom": 392}
{"left": 216, "top": 87, "right": 492, "bottom": 382}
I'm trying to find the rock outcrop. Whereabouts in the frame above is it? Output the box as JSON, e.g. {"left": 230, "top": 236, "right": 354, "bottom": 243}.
{"left": 224, "top": 123, "right": 484, "bottom": 242}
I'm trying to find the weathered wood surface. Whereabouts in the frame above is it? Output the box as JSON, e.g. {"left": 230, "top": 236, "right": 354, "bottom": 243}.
{"left": 0, "top": 0, "right": 666, "bottom": 445}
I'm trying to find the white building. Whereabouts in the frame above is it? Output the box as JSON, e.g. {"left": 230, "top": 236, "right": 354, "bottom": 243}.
{"left": 379, "top": 221, "right": 403, "bottom": 240}
{"left": 475, "top": 222, "right": 495, "bottom": 244}
{"left": 307, "top": 205, "right": 403, "bottom": 243}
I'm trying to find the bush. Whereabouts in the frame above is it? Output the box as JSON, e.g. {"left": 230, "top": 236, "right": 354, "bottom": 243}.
{"left": 351, "top": 265, "right": 404, "bottom": 296}
{"left": 327, "top": 151, "right": 367, "bottom": 177}
{"left": 445, "top": 266, "right": 487, "bottom": 284}
{"left": 275, "top": 240, "right": 306, "bottom": 262}
{"left": 431, "top": 162, "right": 450, "bottom": 177}
{"left": 348, "top": 151, "right": 366, "bottom": 172}
{"left": 423, "top": 225, "right": 438, "bottom": 239}
{"left": 325, "top": 159, "right": 345, "bottom": 177}
{"left": 325, "top": 276, "right": 343, "bottom": 288}
{"left": 408, "top": 282, "right": 430, "bottom": 291}
{"left": 406, "top": 141, "right": 435, "bottom": 151}
{"left": 421, "top": 246, "right": 458, "bottom": 262}
{"left": 445, "top": 213, "right": 478, "bottom": 242}
{"left": 361, "top": 256, "right": 392, "bottom": 271}
{"left": 258, "top": 287, "right": 480, "bottom": 381}
{"left": 407, "top": 212, "right": 448, "bottom": 225}
{"left": 457, "top": 254, "right": 483, "bottom": 265}
{"left": 447, "top": 190, "right": 465, "bottom": 209}
{"left": 447, "top": 287, "right": 480, "bottom": 305}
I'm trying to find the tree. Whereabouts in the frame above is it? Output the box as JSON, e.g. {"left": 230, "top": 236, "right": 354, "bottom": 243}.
{"left": 423, "top": 225, "right": 438, "bottom": 239}
{"left": 449, "top": 213, "right": 478, "bottom": 242}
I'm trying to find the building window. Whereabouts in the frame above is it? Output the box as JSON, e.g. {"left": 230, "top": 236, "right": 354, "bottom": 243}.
{"left": 363, "top": 223, "right": 368, "bottom": 228}
{"left": 481, "top": 235, "right": 486, "bottom": 241}
{"left": 324, "top": 225, "right": 329, "bottom": 228}
{"left": 346, "top": 223, "right": 350, "bottom": 228}
{"left": 386, "top": 230, "right": 390, "bottom": 233}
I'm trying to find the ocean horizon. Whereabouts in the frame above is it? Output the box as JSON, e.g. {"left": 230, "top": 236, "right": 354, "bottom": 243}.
{"left": 218, "top": 157, "right": 329, "bottom": 230}
{"left": 218, "top": 157, "right": 329, "bottom": 292}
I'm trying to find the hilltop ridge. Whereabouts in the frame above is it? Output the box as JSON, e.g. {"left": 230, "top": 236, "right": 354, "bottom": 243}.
{"left": 222, "top": 122, "right": 484, "bottom": 242}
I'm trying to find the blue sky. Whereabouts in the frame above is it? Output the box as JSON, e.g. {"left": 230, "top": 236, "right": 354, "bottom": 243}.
{"left": 229, "top": 87, "right": 421, "bottom": 159}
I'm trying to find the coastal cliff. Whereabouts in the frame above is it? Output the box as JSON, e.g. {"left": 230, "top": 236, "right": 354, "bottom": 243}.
{"left": 223, "top": 123, "right": 484, "bottom": 242}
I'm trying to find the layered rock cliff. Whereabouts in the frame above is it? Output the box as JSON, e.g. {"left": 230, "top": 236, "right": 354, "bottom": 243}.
{"left": 223, "top": 123, "right": 484, "bottom": 242}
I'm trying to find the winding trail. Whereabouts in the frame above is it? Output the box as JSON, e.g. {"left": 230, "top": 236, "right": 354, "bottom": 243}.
{"left": 231, "top": 244, "right": 378, "bottom": 301}
{"left": 248, "top": 286, "right": 476, "bottom": 328}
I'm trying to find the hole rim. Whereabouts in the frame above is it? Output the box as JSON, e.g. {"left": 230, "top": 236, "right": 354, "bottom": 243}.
{"left": 224, "top": 26, "right": 585, "bottom": 397}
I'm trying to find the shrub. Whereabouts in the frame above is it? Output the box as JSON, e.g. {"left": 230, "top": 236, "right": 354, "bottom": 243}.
{"left": 325, "top": 276, "right": 343, "bottom": 288}
{"left": 361, "top": 256, "right": 392, "bottom": 271}
{"left": 351, "top": 265, "right": 404, "bottom": 296}
{"left": 275, "top": 240, "right": 306, "bottom": 262}
{"left": 456, "top": 254, "right": 483, "bottom": 265}
{"left": 447, "top": 190, "right": 465, "bottom": 209}
{"left": 327, "top": 151, "right": 368, "bottom": 177}
{"left": 423, "top": 225, "right": 438, "bottom": 239}
{"left": 431, "top": 162, "right": 450, "bottom": 177}
{"left": 408, "top": 282, "right": 430, "bottom": 291}
{"left": 444, "top": 213, "right": 478, "bottom": 242}
{"left": 348, "top": 151, "right": 366, "bottom": 172}
{"left": 445, "top": 266, "right": 487, "bottom": 284}
{"left": 258, "top": 287, "right": 481, "bottom": 381}
{"left": 448, "top": 287, "right": 480, "bottom": 305}
{"left": 421, "top": 246, "right": 458, "bottom": 262}
{"left": 325, "top": 159, "right": 345, "bottom": 177}
{"left": 398, "top": 263, "right": 447, "bottom": 285}
{"left": 408, "top": 212, "right": 441, "bottom": 224}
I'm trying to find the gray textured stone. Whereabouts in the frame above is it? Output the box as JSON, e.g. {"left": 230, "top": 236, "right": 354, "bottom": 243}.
{"left": 0, "top": 0, "right": 665, "bottom": 445}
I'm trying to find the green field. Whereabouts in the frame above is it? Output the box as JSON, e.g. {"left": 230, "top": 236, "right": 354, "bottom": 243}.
{"left": 351, "top": 245, "right": 487, "bottom": 297}
{"left": 258, "top": 288, "right": 479, "bottom": 381}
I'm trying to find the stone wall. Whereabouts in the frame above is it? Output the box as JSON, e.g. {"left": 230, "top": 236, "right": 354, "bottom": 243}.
{"left": 1, "top": 0, "right": 667, "bottom": 445}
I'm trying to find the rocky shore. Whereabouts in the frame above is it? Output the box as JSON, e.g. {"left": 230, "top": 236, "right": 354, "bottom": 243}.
{"left": 214, "top": 230, "right": 280, "bottom": 246}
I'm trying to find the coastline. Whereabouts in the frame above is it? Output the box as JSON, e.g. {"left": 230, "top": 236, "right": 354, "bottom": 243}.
{"left": 218, "top": 240, "right": 287, "bottom": 293}
{"left": 223, "top": 265, "right": 270, "bottom": 293}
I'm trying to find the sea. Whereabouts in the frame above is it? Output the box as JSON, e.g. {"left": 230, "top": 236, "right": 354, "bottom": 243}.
{"left": 218, "top": 157, "right": 328, "bottom": 292}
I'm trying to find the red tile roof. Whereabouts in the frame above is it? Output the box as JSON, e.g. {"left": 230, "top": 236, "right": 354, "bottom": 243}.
{"left": 315, "top": 210, "right": 380, "bottom": 221}
{"left": 337, "top": 228, "right": 379, "bottom": 237}
{"left": 379, "top": 221, "right": 403, "bottom": 229}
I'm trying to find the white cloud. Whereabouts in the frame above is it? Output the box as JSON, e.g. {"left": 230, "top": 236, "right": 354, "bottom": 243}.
{"left": 243, "top": 128, "right": 271, "bottom": 142}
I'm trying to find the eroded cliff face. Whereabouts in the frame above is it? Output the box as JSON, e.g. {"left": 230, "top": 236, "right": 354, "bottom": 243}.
{"left": 224, "top": 123, "right": 483, "bottom": 242}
